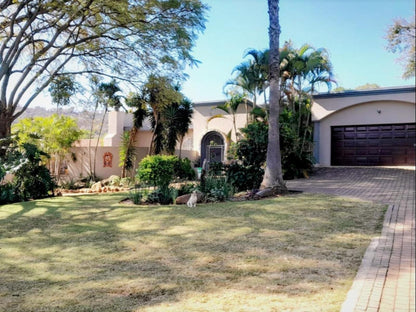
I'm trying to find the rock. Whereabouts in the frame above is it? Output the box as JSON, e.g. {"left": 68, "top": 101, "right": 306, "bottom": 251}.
{"left": 101, "top": 175, "right": 120, "bottom": 186}
{"left": 175, "top": 192, "right": 204, "bottom": 205}
{"left": 176, "top": 194, "right": 191, "bottom": 204}
{"left": 91, "top": 182, "right": 102, "bottom": 192}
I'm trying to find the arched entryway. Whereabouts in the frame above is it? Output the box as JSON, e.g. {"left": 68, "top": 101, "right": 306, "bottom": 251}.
{"left": 201, "top": 131, "right": 225, "bottom": 167}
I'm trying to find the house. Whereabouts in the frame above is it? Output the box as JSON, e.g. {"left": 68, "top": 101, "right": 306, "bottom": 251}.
{"left": 67, "top": 100, "right": 252, "bottom": 179}
{"left": 66, "top": 86, "right": 415, "bottom": 180}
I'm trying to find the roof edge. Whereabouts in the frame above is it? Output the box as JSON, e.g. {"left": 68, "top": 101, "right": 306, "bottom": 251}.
{"left": 313, "top": 86, "right": 416, "bottom": 99}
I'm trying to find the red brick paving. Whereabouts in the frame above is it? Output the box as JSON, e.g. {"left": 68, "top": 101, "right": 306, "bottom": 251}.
{"left": 286, "top": 167, "right": 415, "bottom": 312}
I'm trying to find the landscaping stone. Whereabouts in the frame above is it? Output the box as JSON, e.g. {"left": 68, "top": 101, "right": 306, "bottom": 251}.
{"left": 90, "top": 182, "right": 102, "bottom": 192}
{"left": 176, "top": 192, "right": 204, "bottom": 204}
{"left": 101, "top": 175, "right": 120, "bottom": 186}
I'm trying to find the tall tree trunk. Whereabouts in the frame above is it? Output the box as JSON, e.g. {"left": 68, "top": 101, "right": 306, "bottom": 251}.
{"left": 261, "top": 0, "right": 286, "bottom": 191}
{"left": 178, "top": 135, "right": 184, "bottom": 159}
{"left": 0, "top": 112, "right": 12, "bottom": 139}
{"left": 121, "top": 127, "right": 137, "bottom": 178}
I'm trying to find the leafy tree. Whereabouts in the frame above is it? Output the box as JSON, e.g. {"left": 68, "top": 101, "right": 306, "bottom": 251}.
{"left": 386, "top": 15, "right": 415, "bottom": 79}
{"left": 48, "top": 75, "right": 77, "bottom": 114}
{"left": 12, "top": 114, "right": 84, "bottom": 181}
{"left": 261, "top": 0, "right": 286, "bottom": 191}
{"left": 355, "top": 83, "right": 380, "bottom": 90}
{"left": 0, "top": 0, "right": 207, "bottom": 139}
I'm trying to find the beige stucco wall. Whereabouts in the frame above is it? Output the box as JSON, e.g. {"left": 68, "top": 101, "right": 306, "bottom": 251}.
{"left": 67, "top": 130, "right": 198, "bottom": 180}
{"left": 192, "top": 103, "right": 250, "bottom": 157}
{"left": 67, "top": 146, "right": 150, "bottom": 180}
{"left": 312, "top": 90, "right": 416, "bottom": 121}
{"left": 316, "top": 100, "right": 415, "bottom": 166}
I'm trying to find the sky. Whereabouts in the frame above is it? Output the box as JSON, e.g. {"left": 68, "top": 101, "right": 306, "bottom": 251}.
{"left": 28, "top": 0, "right": 415, "bottom": 109}
{"left": 181, "top": 0, "right": 415, "bottom": 103}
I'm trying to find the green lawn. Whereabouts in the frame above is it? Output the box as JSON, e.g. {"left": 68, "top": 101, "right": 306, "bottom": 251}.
{"left": 0, "top": 193, "right": 386, "bottom": 312}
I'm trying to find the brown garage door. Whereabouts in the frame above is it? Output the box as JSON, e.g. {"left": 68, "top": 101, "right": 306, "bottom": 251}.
{"left": 331, "top": 123, "right": 416, "bottom": 166}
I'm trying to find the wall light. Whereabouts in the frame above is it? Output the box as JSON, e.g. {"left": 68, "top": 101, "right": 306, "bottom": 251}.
{"left": 377, "top": 109, "right": 381, "bottom": 114}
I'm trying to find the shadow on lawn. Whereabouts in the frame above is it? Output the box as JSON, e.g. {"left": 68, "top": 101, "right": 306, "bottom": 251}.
{"left": 0, "top": 193, "right": 384, "bottom": 311}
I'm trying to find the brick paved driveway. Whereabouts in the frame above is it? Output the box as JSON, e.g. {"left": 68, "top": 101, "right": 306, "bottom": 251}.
{"left": 286, "top": 167, "right": 415, "bottom": 312}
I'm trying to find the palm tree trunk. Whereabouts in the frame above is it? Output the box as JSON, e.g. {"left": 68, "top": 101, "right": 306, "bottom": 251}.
{"left": 261, "top": 0, "right": 286, "bottom": 191}
{"left": 121, "top": 127, "right": 137, "bottom": 178}
{"left": 232, "top": 113, "right": 238, "bottom": 141}
{"left": 179, "top": 135, "right": 184, "bottom": 159}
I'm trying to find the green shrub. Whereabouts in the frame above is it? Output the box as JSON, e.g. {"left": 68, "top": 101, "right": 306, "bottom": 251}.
{"left": 136, "top": 155, "right": 177, "bottom": 189}
{"left": 280, "top": 108, "right": 313, "bottom": 179}
{"left": 226, "top": 162, "right": 264, "bottom": 192}
{"left": 0, "top": 183, "right": 19, "bottom": 205}
{"left": 174, "top": 157, "right": 196, "bottom": 180}
{"left": 120, "top": 177, "right": 133, "bottom": 187}
{"left": 177, "top": 182, "right": 197, "bottom": 196}
{"left": 199, "top": 174, "right": 232, "bottom": 202}
{"left": 129, "top": 187, "right": 148, "bottom": 205}
{"left": 2, "top": 141, "right": 55, "bottom": 201}
{"left": 146, "top": 186, "right": 177, "bottom": 205}
{"left": 235, "top": 121, "right": 268, "bottom": 167}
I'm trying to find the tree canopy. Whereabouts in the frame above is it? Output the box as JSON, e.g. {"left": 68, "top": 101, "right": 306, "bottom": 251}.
{"left": 0, "top": 0, "right": 207, "bottom": 138}
{"left": 386, "top": 15, "right": 415, "bottom": 79}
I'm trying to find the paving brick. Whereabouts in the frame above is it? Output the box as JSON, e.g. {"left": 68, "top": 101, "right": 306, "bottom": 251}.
{"left": 287, "top": 167, "right": 415, "bottom": 312}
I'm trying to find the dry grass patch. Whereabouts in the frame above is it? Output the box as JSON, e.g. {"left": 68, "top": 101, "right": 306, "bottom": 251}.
{"left": 0, "top": 193, "right": 386, "bottom": 311}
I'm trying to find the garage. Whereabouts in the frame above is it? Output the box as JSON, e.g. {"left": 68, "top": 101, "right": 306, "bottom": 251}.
{"left": 331, "top": 123, "right": 415, "bottom": 166}
{"left": 312, "top": 86, "right": 415, "bottom": 166}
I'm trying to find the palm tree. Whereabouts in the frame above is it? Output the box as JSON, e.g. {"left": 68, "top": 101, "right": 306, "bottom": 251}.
{"left": 121, "top": 93, "right": 148, "bottom": 178}
{"left": 261, "top": 0, "right": 286, "bottom": 192}
{"left": 279, "top": 42, "right": 335, "bottom": 154}
{"left": 175, "top": 98, "right": 193, "bottom": 158}
{"left": 138, "top": 75, "right": 185, "bottom": 155}
{"left": 208, "top": 93, "right": 246, "bottom": 140}
{"left": 225, "top": 49, "right": 269, "bottom": 108}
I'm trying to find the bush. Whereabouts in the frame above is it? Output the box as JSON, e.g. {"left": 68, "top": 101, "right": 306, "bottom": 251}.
{"left": 0, "top": 183, "right": 19, "bottom": 205}
{"left": 1, "top": 140, "right": 55, "bottom": 202}
{"left": 174, "top": 157, "right": 196, "bottom": 180}
{"left": 128, "top": 187, "right": 148, "bottom": 205}
{"left": 226, "top": 162, "right": 264, "bottom": 192}
{"left": 146, "top": 186, "right": 177, "bottom": 205}
{"left": 136, "top": 155, "right": 177, "bottom": 189}
{"left": 199, "top": 173, "right": 232, "bottom": 202}
{"left": 177, "top": 182, "right": 197, "bottom": 196}
{"left": 280, "top": 108, "right": 313, "bottom": 179}
{"left": 235, "top": 121, "right": 268, "bottom": 167}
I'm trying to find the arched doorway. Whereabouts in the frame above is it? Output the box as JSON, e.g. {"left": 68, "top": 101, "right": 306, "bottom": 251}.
{"left": 201, "top": 131, "right": 224, "bottom": 167}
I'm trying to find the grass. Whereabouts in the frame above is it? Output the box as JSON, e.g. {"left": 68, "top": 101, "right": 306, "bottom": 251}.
{"left": 0, "top": 193, "right": 386, "bottom": 312}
